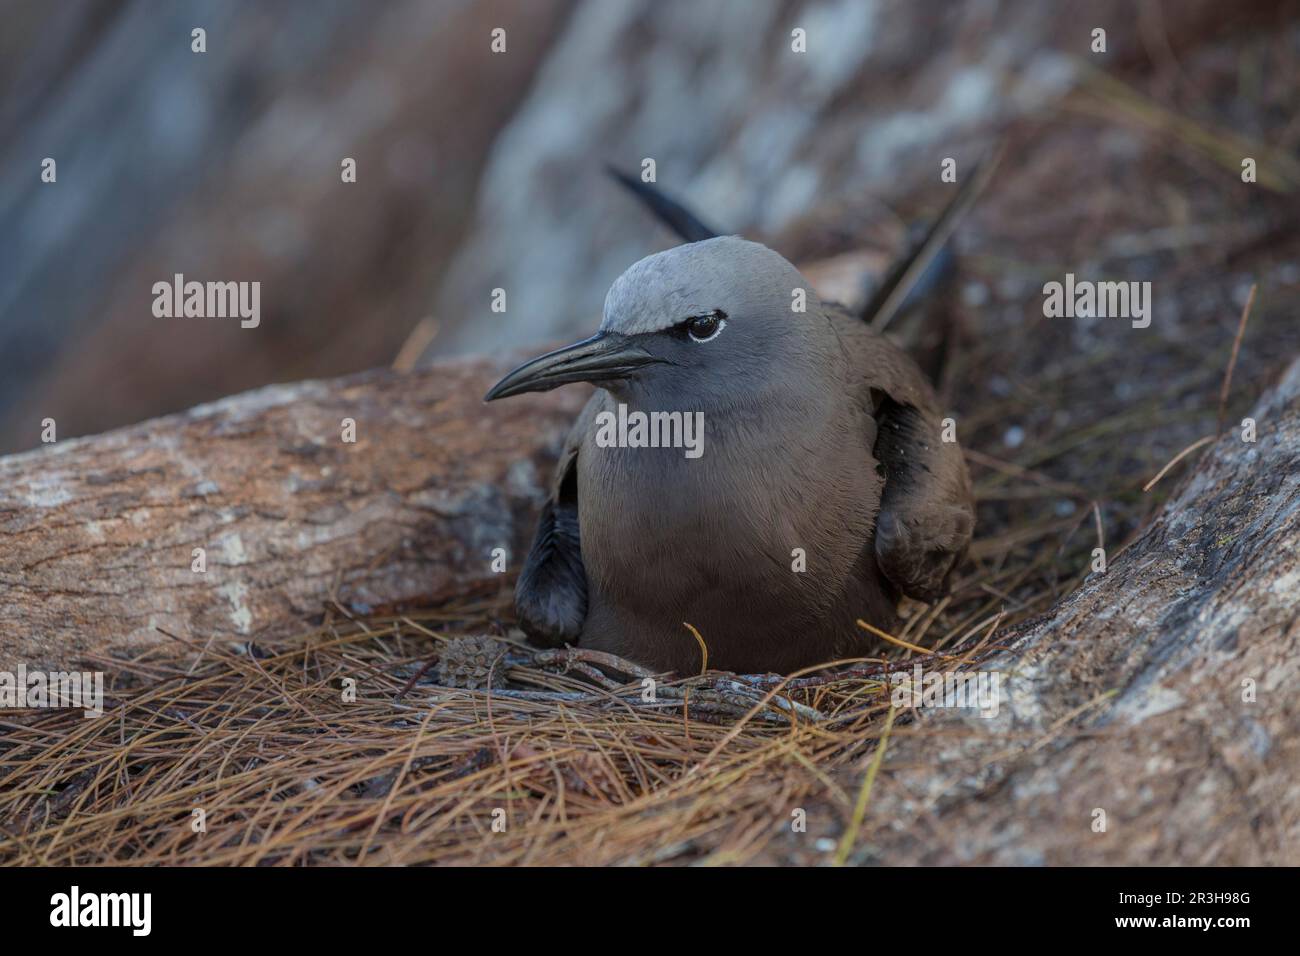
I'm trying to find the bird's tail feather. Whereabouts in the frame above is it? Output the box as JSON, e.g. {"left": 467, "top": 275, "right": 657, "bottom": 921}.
{"left": 605, "top": 164, "right": 719, "bottom": 243}
{"left": 861, "top": 144, "right": 1002, "bottom": 331}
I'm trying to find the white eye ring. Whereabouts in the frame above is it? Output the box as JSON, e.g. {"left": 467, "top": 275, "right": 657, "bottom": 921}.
{"left": 687, "top": 314, "right": 727, "bottom": 343}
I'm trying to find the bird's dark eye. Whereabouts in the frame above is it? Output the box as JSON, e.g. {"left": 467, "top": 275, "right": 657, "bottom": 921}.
{"left": 686, "top": 311, "right": 726, "bottom": 343}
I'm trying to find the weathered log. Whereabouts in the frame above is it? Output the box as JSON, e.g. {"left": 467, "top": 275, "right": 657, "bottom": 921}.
{"left": 0, "top": 359, "right": 586, "bottom": 672}
{"left": 829, "top": 356, "right": 1300, "bottom": 865}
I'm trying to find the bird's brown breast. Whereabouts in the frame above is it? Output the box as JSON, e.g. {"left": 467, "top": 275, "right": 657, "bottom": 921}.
{"left": 575, "top": 395, "right": 896, "bottom": 673}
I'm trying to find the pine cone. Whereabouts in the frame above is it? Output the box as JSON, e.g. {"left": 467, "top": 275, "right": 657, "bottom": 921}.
{"left": 436, "top": 635, "right": 507, "bottom": 690}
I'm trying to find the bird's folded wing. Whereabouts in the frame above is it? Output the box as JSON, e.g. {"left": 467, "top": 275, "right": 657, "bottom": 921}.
{"left": 871, "top": 391, "right": 974, "bottom": 602}
{"left": 836, "top": 317, "right": 976, "bottom": 603}
{"left": 514, "top": 401, "right": 594, "bottom": 646}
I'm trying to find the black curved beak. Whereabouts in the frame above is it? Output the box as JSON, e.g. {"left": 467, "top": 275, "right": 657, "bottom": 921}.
{"left": 484, "top": 332, "right": 663, "bottom": 401}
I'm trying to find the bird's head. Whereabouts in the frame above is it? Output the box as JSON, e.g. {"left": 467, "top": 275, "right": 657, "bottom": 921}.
{"left": 484, "top": 237, "right": 834, "bottom": 408}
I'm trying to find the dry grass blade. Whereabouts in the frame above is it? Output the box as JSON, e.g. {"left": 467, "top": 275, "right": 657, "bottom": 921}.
{"left": 1217, "top": 284, "right": 1257, "bottom": 436}
{"left": 1142, "top": 434, "right": 1215, "bottom": 493}
{"left": 834, "top": 706, "right": 897, "bottom": 866}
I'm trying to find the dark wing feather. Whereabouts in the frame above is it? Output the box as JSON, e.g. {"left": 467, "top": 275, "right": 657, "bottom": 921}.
{"left": 862, "top": 147, "right": 1000, "bottom": 330}
{"left": 605, "top": 165, "right": 719, "bottom": 243}
{"left": 514, "top": 409, "right": 591, "bottom": 646}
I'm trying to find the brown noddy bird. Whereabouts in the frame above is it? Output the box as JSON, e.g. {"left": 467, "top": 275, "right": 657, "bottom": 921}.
{"left": 484, "top": 172, "right": 983, "bottom": 674}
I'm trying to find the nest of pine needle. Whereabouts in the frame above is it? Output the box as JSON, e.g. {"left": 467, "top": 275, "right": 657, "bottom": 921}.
{"left": 1, "top": 594, "right": 1011, "bottom": 866}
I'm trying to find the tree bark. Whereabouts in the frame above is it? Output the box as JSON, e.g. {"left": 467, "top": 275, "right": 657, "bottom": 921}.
{"left": 839, "top": 356, "right": 1300, "bottom": 865}
{"left": 0, "top": 359, "right": 586, "bottom": 672}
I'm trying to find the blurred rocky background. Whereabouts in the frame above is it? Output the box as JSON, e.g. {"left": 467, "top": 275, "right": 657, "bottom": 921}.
{"left": 0, "top": 0, "right": 570, "bottom": 453}
{"left": 2, "top": 0, "right": 1297, "bottom": 454}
